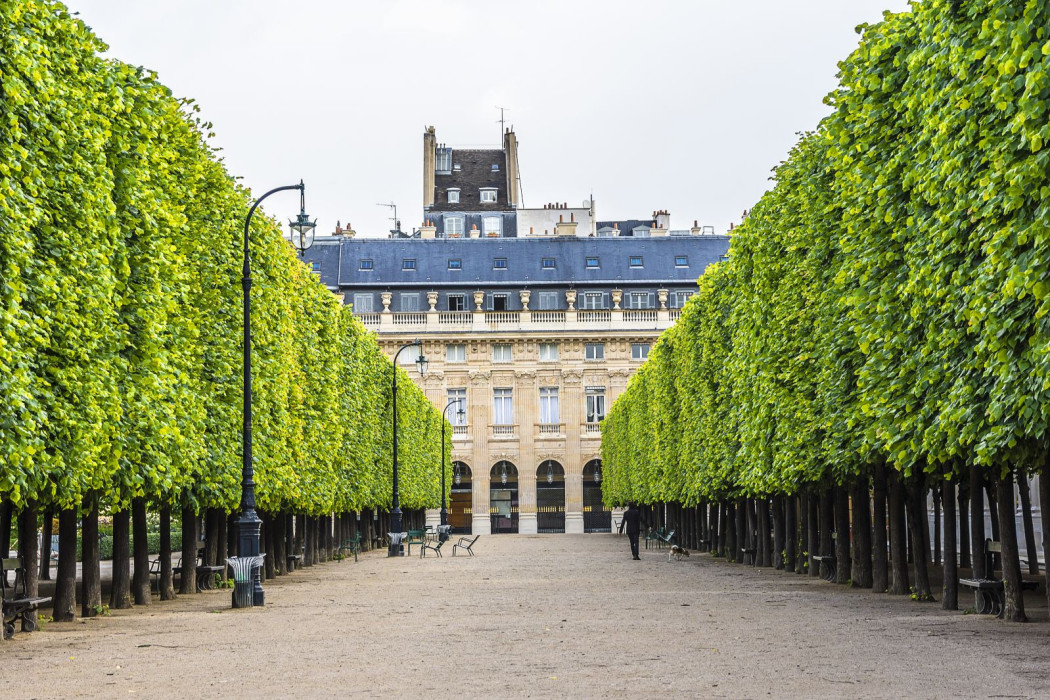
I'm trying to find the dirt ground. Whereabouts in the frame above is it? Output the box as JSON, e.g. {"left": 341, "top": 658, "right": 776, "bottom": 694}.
{"left": 4, "top": 533, "right": 1050, "bottom": 698}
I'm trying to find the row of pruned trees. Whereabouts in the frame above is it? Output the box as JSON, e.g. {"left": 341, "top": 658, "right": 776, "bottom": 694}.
{"left": 0, "top": 0, "right": 448, "bottom": 623}
{"left": 601, "top": 0, "right": 1050, "bottom": 621}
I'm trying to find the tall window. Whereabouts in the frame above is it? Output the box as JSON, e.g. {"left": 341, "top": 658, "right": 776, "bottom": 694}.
{"left": 631, "top": 343, "right": 651, "bottom": 360}
{"left": 539, "top": 343, "right": 559, "bottom": 361}
{"left": 400, "top": 293, "right": 420, "bottom": 312}
{"left": 537, "top": 291, "right": 559, "bottom": 310}
{"left": 627, "top": 292, "right": 651, "bottom": 309}
{"left": 447, "top": 388, "right": 467, "bottom": 426}
{"left": 491, "top": 293, "right": 509, "bottom": 311}
{"left": 447, "top": 188, "right": 460, "bottom": 204}
{"left": 446, "top": 344, "right": 466, "bottom": 363}
{"left": 672, "top": 290, "right": 694, "bottom": 308}
{"left": 539, "top": 387, "right": 560, "bottom": 424}
{"left": 586, "top": 387, "right": 606, "bottom": 423}
{"left": 483, "top": 216, "right": 501, "bottom": 236}
{"left": 445, "top": 217, "right": 464, "bottom": 236}
{"left": 435, "top": 148, "right": 452, "bottom": 173}
{"left": 493, "top": 388, "right": 513, "bottom": 425}
{"left": 493, "top": 344, "right": 512, "bottom": 362}
{"left": 585, "top": 343, "right": 605, "bottom": 360}
{"left": 447, "top": 294, "right": 466, "bottom": 311}
{"left": 352, "top": 293, "right": 373, "bottom": 313}
{"left": 582, "top": 292, "right": 604, "bottom": 310}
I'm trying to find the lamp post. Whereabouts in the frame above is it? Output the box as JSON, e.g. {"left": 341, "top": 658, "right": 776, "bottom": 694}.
{"left": 440, "top": 399, "right": 465, "bottom": 526}
{"left": 237, "top": 180, "right": 315, "bottom": 607}
{"left": 390, "top": 339, "right": 429, "bottom": 556}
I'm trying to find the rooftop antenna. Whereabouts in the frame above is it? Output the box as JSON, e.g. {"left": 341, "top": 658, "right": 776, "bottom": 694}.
{"left": 496, "top": 106, "right": 508, "bottom": 139}
{"left": 376, "top": 201, "right": 400, "bottom": 237}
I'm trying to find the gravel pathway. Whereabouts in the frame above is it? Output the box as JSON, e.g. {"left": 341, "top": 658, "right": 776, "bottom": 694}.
{"left": 4, "top": 534, "right": 1050, "bottom": 698}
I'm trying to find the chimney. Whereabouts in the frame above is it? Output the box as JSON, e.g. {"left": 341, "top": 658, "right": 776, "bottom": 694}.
{"left": 420, "top": 220, "right": 437, "bottom": 239}
{"left": 469, "top": 223, "right": 481, "bottom": 239}
{"left": 555, "top": 216, "right": 578, "bottom": 237}
{"left": 423, "top": 126, "right": 436, "bottom": 209}
{"left": 655, "top": 209, "right": 671, "bottom": 230}
{"left": 504, "top": 129, "right": 519, "bottom": 207}
{"left": 690, "top": 219, "right": 702, "bottom": 236}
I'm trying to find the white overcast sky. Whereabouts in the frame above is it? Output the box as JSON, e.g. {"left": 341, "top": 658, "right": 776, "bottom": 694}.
{"left": 65, "top": 0, "right": 912, "bottom": 237}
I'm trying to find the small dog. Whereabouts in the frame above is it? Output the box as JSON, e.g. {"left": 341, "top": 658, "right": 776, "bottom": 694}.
{"left": 668, "top": 544, "right": 690, "bottom": 562}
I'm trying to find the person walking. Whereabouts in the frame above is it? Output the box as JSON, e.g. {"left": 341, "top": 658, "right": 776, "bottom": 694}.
{"left": 624, "top": 503, "right": 641, "bottom": 560}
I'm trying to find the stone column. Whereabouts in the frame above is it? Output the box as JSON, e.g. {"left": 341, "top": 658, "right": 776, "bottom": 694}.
{"left": 473, "top": 471, "right": 492, "bottom": 535}
{"left": 564, "top": 461, "right": 585, "bottom": 534}
{"left": 562, "top": 368, "right": 585, "bottom": 533}
{"left": 516, "top": 368, "right": 538, "bottom": 534}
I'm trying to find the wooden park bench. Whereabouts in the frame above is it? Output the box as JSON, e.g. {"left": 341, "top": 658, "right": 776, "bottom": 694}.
{"left": 406, "top": 529, "right": 427, "bottom": 557}
{"left": 453, "top": 535, "right": 480, "bottom": 556}
{"left": 811, "top": 555, "right": 836, "bottom": 582}
{"left": 2, "top": 557, "right": 52, "bottom": 639}
{"left": 959, "top": 540, "right": 1038, "bottom": 616}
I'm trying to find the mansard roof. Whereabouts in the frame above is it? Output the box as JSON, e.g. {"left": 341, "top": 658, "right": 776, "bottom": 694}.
{"left": 304, "top": 235, "right": 731, "bottom": 289}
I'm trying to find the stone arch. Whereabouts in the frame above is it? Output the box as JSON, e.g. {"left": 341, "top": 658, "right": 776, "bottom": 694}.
{"left": 450, "top": 461, "right": 473, "bottom": 534}
{"left": 537, "top": 460, "right": 566, "bottom": 533}
{"left": 490, "top": 461, "right": 519, "bottom": 534}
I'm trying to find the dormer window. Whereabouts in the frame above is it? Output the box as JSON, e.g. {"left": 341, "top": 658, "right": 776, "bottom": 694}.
{"left": 491, "top": 164, "right": 500, "bottom": 172}
{"left": 480, "top": 188, "right": 497, "bottom": 203}
{"left": 447, "top": 188, "right": 460, "bottom": 204}
{"left": 435, "top": 148, "right": 452, "bottom": 174}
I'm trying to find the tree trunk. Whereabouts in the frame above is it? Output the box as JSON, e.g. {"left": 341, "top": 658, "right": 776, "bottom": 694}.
{"left": 872, "top": 463, "right": 888, "bottom": 592}
{"left": 819, "top": 489, "right": 834, "bottom": 563}
{"left": 772, "top": 496, "right": 785, "bottom": 570}
{"left": 1017, "top": 471, "right": 1038, "bottom": 575}
{"left": 275, "top": 513, "right": 287, "bottom": 575}
{"left": 39, "top": 508, "right": 53, "bottom": 581}
{"left": 888, "top": 471, "right": 910, "bottom": 595}
{"left": 110, "top": 509, "right": 132, "bottom": 609}
{"left": 986, "top": 479, "right": 1001, "bottom": 545}
{"left": 81, "top": 495, "right": 102, "bottom": 617}
{"left": 305, "top": 515, "right": 316, "bottom": 566}
{"left": 217, "top": 512, "right": 228, "bottom": 583}
{"left": 286, "top": 514, "right": 296, "bottom": 568}
{"left": 725, "top": 502, "right": 736, "bottom": 562}
{"left": 227, "top": 512, "right": 237, "bottom": 564}
{"left": 53, "top": 509, "right": 78, "bottom": 621}
{"left": 717, "top": 503, "right": 727, "bottom": 558}
{"left": 262, "top": 514, "right": 276, "bottom": 579}
{"left": 17, "top": 502, "right": 39, "bottom": 601}
{"left": 932, "top": 484, "right": 941, "bottom": 566}
{"left": 1039, "top": 464, "right": 1050, "bottom": 614}
{"left": 958, "top": 486, "right": 971, "bottom": 569}
{"left": 806, "top": 491, "right": 819, "bottom": 577}
{"left": 906, "top": 477, "right": 933, "bottom": 600}
{"left": 159, "top": 506, "right": 175, "bottom": 600}
{"left": 970, "top": 465, "right": 987, "bottom": 578}
{"left": 942, "top": 477, "right": 958, "bottom": 611}
{"left": 784, "top": 495, "right": 797, "bottom": 573}
{"left": 757, "top": 498, "right": 772, "bottom": 567}
{"left": 132, "top": 499, "right": 151, "bottom": 606}
{"left": 709, "top": 503, "right": 719, "bottom": 556}
{"left": 851, "top": 478, "right": 873, "bottom": 589}
{"left": 205, "top": 508, "right": 220, "bottom": 567}
{"left": 833, "top": 486, "right": 851, "bottom": 585}
{"left": 994, "top": 469, "right": 1027, "bottom": 622}
{"left": 734, "top": 500, "right": 746, "bottom": 563}
{"left": 179, "top": 505, "right": 198, "bottom": 595}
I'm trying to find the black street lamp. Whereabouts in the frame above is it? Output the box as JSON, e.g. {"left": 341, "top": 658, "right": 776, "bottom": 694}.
{"left": 440, "top": 399, "right": 465, "bottom": 526}
{"left": 390, "top": 339, "right": 429, "bottom": 556}
{"left": 237, "top": 180, "right": 315, "bottom": 607}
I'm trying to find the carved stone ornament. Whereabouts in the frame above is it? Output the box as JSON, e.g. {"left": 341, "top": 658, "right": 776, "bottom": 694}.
{"left": 611, "top": 289, "right": 623, "bottom": 310}
{"left": 469, "top": 370, "right": 491, "bottom": 385}
{"left": 561, "top": 369, "right": 584, "bottom": 384}
{"left": 473, "top": 290, "right": 486, "bottom": 311}
{"left": 427, "top": 291, "right": 438, "bottom": 312}
{"left": 381, "top": 292, "right": 392, "bottom": 313}
{"left": 519, "top": 289, "right": 531, "bottom": 311}
{"left": 565, "top": 289, "right": 577, "bottom": 311}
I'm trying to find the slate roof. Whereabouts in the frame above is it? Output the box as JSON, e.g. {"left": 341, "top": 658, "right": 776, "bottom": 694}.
{"left": 304, "top": 235, "right": 731, "bottom": 289}
{"left": 431, "top": 149, "right": 509, "bottom": 211}
{"left": 595, "top": 219, "right": 657, "bottom": 237}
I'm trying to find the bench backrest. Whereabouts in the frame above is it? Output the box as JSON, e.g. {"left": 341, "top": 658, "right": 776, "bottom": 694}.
{"left": 985, "top": 539, "right": 1002, "bottom": 576}
{"left": 408, "top": 529, "right": 425, "bottom": 538}
{"left": 1, "top": 557, "right": 26, "bottom": 599}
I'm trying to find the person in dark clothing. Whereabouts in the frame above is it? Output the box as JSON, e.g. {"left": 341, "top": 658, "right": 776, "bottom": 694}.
{"left": 623, "top": 503, "right": 642, "bottom": 560}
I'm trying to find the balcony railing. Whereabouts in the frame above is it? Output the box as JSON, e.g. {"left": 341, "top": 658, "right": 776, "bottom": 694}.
{"left": 486, "top": 311, "right": 520, "bottom": 324}
{"left": 393, "top": 312, "right": 426, "bottom": 325}
{"left": 578, "top": 310, "right": 611, "bottom": 323}
{"left": 452, "top": 425, "right": 468, "bottom": 437}
{"left": 531, "top": 311, "right": 565, "bottom": 323}
{"left": 668, "top": 309, "right": 682, "bottom": 321}
{"left": 624, "top": 310, "right": 658, "bottom": 322}
{"left": 584, "top": 423, "right": 602, "bottom": 434}
{"left": 537, "top": 423, "right": 563, "bottom": 435}
{"left": 492, "top": 425, "right": 515, "bottom": 437}
{"left": 357, "top": 313, "right": 381, "bottom": 326}
{"left": 440, "top": 311, "right": 472, "bottom": 324}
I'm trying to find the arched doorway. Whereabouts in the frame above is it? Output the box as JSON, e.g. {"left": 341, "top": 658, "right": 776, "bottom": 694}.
{"left": 490, "top": 461, "right": 519, "bottom": 534}
{"left": 583, "top": 459, "right": 612, "bottom": 532}
{"left": 537, "top": 460, "right": 566, "bottom": 533}
{"left": 450, "top": 461, "right": 472, "bottom": 534}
